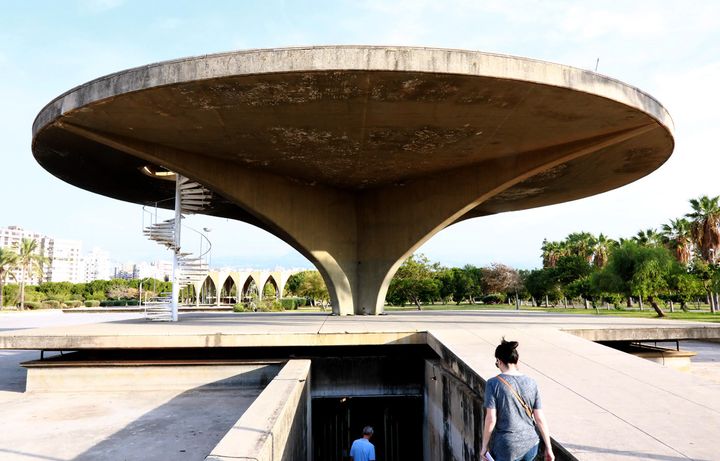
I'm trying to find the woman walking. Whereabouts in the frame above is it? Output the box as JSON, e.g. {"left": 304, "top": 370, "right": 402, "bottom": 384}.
{"left": 480, "top": 339, "right": 554, "bottom": 461}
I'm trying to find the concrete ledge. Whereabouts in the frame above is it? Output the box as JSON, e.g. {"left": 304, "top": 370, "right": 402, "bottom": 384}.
{"left": 0, "top": 330, "right": 425, "bottom": 350}
{"left": 564, "top": 326, "right": 720, "bottom": 341}
{"left": 22, "top": 361, "right": 282, "bottom": 393}
{"left": 206, "top": 359, "right": 311, "bottom": 461}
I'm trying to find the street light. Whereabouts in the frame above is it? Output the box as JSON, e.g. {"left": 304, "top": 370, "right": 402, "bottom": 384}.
{"left": 202, "top": 227, "right": 212, "bottom": 268}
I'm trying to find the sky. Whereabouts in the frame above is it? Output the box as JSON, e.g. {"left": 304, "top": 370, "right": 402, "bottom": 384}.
{"left": 1, "top": 1, "right": 719, "bottom": 270}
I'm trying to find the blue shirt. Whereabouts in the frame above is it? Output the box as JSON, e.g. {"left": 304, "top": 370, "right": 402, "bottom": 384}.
{"left": 350, "top": 437, "right": 376, "bottom": 461}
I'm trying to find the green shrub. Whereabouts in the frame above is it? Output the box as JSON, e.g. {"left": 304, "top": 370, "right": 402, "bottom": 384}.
{"left": 99, "top": 300, "right": 111, "bottom": 307}
{"left": 2, "top": 284, "right": 19, "bottom": 307}
{"left": 84, "top": 300, "right": 101, "bottom": 307}
{"left": 126, "top": 300, "right": 138, "bottom": 306}
{"left": 24, "top": 301, "right": 42, "bottom": 310}
{"left": 280, "top": 298, "right": 297, "bottom": 310}
{"left": 66, "top": 300, "right": 83, "bottom": 308}
{"left": 260, "top": 299, "right": 285, "bottom": 312}
{"left": 42, "top": 300, "right": 61, "bottom": 308}
{"left": 233, "top": 304, "right": 247, "bottom": 312}
{"left": 482, "top": 293, "right": 505, "bottom": 305}
{"left": 113, "top": 300, "right": 126, "bottom": 306}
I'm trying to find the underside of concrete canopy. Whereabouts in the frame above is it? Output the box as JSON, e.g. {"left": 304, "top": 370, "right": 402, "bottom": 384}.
{"left": 31, "top": 46, "right": 674, "bottom": 315}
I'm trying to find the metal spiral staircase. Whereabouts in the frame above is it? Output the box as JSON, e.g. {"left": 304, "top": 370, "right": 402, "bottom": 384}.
{"left": 142, "top": 175, "right": 212, "bottom": 321}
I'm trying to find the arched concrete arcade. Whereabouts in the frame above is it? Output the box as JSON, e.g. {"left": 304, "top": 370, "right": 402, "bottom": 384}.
{"left": 193, "top": 270, "right": 291, "bottom": 306}
{"left": 31, "top": 46, "right": 674, "bottom": 315}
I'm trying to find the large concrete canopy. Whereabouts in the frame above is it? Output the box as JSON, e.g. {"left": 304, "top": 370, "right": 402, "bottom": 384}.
{"left": 32, "top": 46, "right": 674, "bottom": 315}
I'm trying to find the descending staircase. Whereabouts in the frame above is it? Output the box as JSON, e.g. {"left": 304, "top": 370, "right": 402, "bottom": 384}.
{"left": 142, "top": 175, "right": 212, "bottom": 321}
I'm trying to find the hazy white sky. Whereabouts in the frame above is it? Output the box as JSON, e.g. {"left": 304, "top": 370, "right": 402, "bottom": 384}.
{"left": 1, "top": 1, "right": 719, "bottom": 270}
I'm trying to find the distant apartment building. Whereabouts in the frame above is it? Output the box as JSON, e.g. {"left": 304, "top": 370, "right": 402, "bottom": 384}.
{"left": 113, "top": 262, "right": 140, "bottom": 280}
{"left": 83, "top": 247, "right": 113, "bottom": 282}
{"left": 130, "top": 260, "right": 173, "bottom": 281}
{"left": 1, "top": 226, "right": 84, "bottom": 285}
{"left": 46, "top": 239, "right": 83, "bottom": 283}
{"left": 0, "top": 226, "right": 52, "bottom": 284}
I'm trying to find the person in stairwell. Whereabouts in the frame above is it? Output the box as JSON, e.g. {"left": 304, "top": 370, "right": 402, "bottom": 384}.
{"left": 349, "top": 425, "right": 376, "bottom": 461}
{"left": 481, "top": 339, "right": 555, "bottom": 461}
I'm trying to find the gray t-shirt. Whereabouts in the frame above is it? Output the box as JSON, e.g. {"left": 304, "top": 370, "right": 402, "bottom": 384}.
{"left": 484, "top": 373, "right": 541, "bottom": 461}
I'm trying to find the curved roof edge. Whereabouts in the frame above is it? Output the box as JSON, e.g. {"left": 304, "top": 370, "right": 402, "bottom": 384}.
{"left": 33, "top": 45, "right": 674, "bottom": 137}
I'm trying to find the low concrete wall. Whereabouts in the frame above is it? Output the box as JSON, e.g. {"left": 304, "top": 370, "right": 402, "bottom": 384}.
{"left": 424, "top": 359, "right": 483, "bottom": 461}
{"left": 206, "top": 359, "right": 311, "bottom": 461}
{"left": 23, "top": 362, "right": 281, "bottom": 392}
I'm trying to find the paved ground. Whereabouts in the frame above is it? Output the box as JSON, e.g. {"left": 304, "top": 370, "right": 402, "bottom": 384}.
{"left": 0, "top": 312, "right": 261, "bottom": 461}
{"left": 2, "top": 310, "right": 720, "bottom": 461}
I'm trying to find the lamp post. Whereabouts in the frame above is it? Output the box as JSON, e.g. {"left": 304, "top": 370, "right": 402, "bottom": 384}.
{"left": 203, "top": 227, "right": 212, "bottom": 268}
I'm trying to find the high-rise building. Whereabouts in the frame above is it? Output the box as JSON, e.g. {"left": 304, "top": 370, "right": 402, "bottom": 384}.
{"left": 0, "top": 226, "right": 52, "bottom": 285}
{"left": 46, "top": 239, "right": 83, "bottom": 283}
{"left": 82, "top": 247, "right": 112, "bottom": 282}
{"left": 1, "top": 226, "right": 86, "bottom": 284}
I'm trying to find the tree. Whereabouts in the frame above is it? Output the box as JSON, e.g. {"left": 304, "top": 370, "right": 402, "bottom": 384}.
{"left": 482, "top": 263, "right": 521, "bottom": 304}
{"left": 447, "top": 267, "right": 474, "bottom": 305}
{"left": 541, "top": 239, "right": 565, "bottom": 268}
{"left": 592, "top": 233, "right": 615, "bottom": 268}
{"left": 296, "top": 271, "right": 329, "bottom": 306}
{"left": 0, "top": 247, "right": 18, "bottom": 309}
{"left": 686, "top": 195, "right": 720, "bottom": 262}
{"left": 661, "top": 218, "right": 693, "bottom": 265}
{"left": 482, "top": 263, "right": 518, "bottom": 294}
{"left": 523, "top": 268, "right": 560, "bottom": 306}
{"left": 284, "top": 271, "right": 307, "bottom": 296}
{"left": 598, "top": 241, "right": 674, "bottom": 317}
{"left": 632, "top": 228, "right": 663, "bottom": 247}
{"left": 263, "top": 281, "right": 277, "bottom": 299}
{"left": 668, "top": 271, "right": 703, "bottom": 312}
{"left": 16, "top": 238, "right": 47, "bottom": 310}
{"left": 433, "top": 267, "right": 455, "bottom": 304}
{"left": 564, "top": 232, "right": 596, "bottom": 263}
{"left": 386, "top": 254, "right": 438, "bottom": 309}
{"left": 686, "top": 195, "right": 720, "bottom": 313}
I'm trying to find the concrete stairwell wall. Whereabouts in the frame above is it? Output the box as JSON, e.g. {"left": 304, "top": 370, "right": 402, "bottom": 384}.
{"left": 206, "top": 359, "right": 311, "bottom": 461}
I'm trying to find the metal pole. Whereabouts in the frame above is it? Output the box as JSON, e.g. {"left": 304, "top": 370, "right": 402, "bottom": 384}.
{"left": 171, "top": 175, "right": 182, "bottom": 322}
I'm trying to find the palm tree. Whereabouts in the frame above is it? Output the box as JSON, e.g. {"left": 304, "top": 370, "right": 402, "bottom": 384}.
{"left": 686, "top": 195, "right": 720, "bottom": 262}
{"left": 633, "top": 228, "right": 662, "bottom": 247}
{"left": 565, "top": 232, "right": 596, "bottom": 263}
{"left": 661, "top": 218, "right": 693, "bottom": 265}
{"left": 16, "top": 238, "right": 47, "bottom": 310}
{"left": 541, "top": 239, "right": 564, "bottom": 268}
{"left": 592, "top": 233, "right": 615, "bottom": 268}
{"left": 0, "top": 247, "right": 18, "bottom": 309}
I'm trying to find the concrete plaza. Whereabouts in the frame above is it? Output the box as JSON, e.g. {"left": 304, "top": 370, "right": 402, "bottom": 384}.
{"left": 1, "top": 310, "right": 719, "bottom": 460}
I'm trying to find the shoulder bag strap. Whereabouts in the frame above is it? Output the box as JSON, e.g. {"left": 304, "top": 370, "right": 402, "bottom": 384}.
{"left": 496, "top": 375, "right": 534, "bottom": 420}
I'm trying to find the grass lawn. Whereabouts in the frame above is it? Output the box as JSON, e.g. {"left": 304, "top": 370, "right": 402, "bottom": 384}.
{"left": 384, "top": 303, "right": 720, "bottom": 323}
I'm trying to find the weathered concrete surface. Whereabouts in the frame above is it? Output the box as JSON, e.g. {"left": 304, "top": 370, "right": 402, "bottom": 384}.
{"left": 31, "top": 46, "right": 675, "bottom": 315}
{"left": 23, "top": 361, "right": 281, "bottom": 392}
{"left": 425, "top": 358, "right": 484, "bottom": 461}
{"left": 311, "top": 355, "right": 424, "bottom": 398}
{"left": 565, "top": 325, "right": 720, "bottom": 341}
{"left": 206, "top": 360, "right": 311, "bottom": 461}
{"left": 2, "top": 311, "right": 720, "bottom": 460}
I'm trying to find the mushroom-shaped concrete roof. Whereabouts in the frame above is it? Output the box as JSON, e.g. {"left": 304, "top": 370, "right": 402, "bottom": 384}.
{"left": 32, "top": 46, "right": 674, "bottom": 315}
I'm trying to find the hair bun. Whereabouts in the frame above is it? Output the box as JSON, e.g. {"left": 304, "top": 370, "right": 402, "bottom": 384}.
{"left": 509, "top": 341, "right": 519, "bottom": 350}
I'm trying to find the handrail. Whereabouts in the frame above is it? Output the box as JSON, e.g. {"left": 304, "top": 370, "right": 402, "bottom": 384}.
{"left": 183, "top": 224, "right": 212, "bottom": 260}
